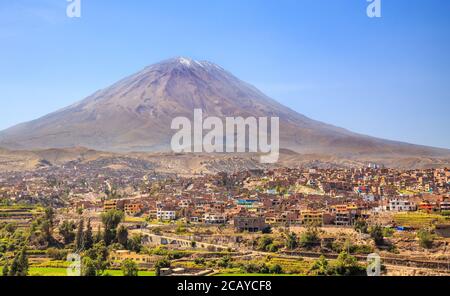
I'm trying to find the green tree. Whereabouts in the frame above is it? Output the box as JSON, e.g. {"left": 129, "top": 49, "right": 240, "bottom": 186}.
{"left": 83, "top": 219, "right": 94, "bottom": 250}
{"left": 84, "top": 241, "right": 109, "bottom": 275}
{"left": 354, "top": 219, "right": 369, "bottom": 234}
{"left": 217, "top": 256, "right": 231, "bottom": 268}
{"left": 2, "top": 262, "right": 9, "bottom": 276}
{"left": 299, "top": 226, "right": 320, "bottom": 248}
{"left": 81, "top": 257, "right": 97, "bottom": 276}
{"left": 333, "top": 251, "right": 365, "bottom": 276}
{"left": 127, "top": 234, "right": 143, "bottom": 253}
{"left": 94, "top": 225, "right": 102, "bottom": 244}
{"left": 309, "top": 255, "right": 330, "bottom": 276}
{"left": 59, "top": 221, "right": 76, "bottom": 245}
{"left": 40, "top": 220, "right": 53, "bottom": 244}
{"left": 285, "top": 232, "right": 298, "bottom": 250}
{"left": 269, "top": 264, "right": 283, "bottom": 274}
{"left": 369, "top": 225, "right": 384, "bottom": 246}
{"left": 417, "top": 229, "right": 434, "bottom": 249}
{"left": 154, "top": 258, "right": 171, "bottom": 276}
{"left": 257, "top": 236, "right": 273, "bottom": 252}
{"left": 44, "top": 207, "right": 55, "bottom": 226}
{"left": 74, "top": 218, "right": 84, "bottom": 251}
{"left": 116, "top": 225, "right": 128, "bottom": 247}
{"left": 8, "top": 247, "right": 28, "bottom": 276}
{"left": 101, "top": 210, "right": 124, "bottom": 245}
{"left": 121, "top": 259, "right": 138, "bottom": 276}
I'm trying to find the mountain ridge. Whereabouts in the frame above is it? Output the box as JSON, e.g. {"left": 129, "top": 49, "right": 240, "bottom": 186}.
{"left": 0, "top": 57, "right": 449, "bottom": 163}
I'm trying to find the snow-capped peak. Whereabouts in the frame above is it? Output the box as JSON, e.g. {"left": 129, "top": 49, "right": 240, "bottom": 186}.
{"left": 178, "top": 57, "right": 193, "bottom": 67}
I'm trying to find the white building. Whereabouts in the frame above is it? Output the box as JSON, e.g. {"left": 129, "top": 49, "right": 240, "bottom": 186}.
{"left": 157, "top": 209, "right": 177, "bottom": 221}
{"left": 386, "top": 199, "right": 417, "bottom": 212}
{"left": 440, "top": 200, "right": 450, "bottom": 211}
{"left": 203, "top": 213, "right": 227, "bottom": 224}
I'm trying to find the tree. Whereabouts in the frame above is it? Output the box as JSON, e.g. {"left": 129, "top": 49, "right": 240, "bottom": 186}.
{"left": 285, "top": 232, "right": 298, "bottom": 250}
{"left": 84, "top": 241, "right": 109, "bottom": 275}
{"left": 154, "top": 258, "right": 171, "bottom": 276}
{"left": 333, "top": 251, "right": 365, "bottom": 276}
{"left": 309, "top": 255, "right": 330, "bottom": 276}
{"left": 354, "top": 219, "right": 369, "bottom": 234}
{"left": 2, "top": 262, "right": 9, "bottom": 276}
{"left": 121, "top": 259, "right": 138, "bottom": 276}
{"left": 269, "top": 264, "right": 283, "bottom": 274}
{"left": 257, "top": 236, "right": 274, "bottom": 252}
{"left": 417, "top": 229, "right": 434, "bottom": 249}
{"left": 94, "top": 225, "right": 102, "bottom": 244}
{"left": 8, "top": 247, "right": 29, "bottom": 276}
{"left": 101, "top": 210, "right": 124, "bottom": 245}
{"left": 369, "top": 225, "right": 384, "bottom": 246}
{"left": 217, "top": 256, "right": 231, "bottom": 268}
{"left": 40, "top": 220, "right": 53, "bottom": 244}
{"left": 299, "top": 226, "right": 320, "bottom": 248}
{"left": 81, "top": 257, "right": 97, "bottom": 276}
{"left": 83, "top": 219, "right": 94, "bottom": 250}
{"left": 44, "top": 207, "right": 55, "bottom": 226}
{"left": 127, "top": 234, "right": 142, "bottom": 253}
{"left": 116, "top": 225, "right": 128, "bottom": 247}
{"left": 74, "top": 218, "right": 84, "bottom": 251}
{"left": 59, "top": 221, "right": 76, "bottom": 245}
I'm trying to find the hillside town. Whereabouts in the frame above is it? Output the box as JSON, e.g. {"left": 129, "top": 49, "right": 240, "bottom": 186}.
{"left": 0, "top": 164, "right": 449, "bottom": 276}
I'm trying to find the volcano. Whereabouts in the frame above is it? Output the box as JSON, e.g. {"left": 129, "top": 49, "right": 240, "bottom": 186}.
{"left": 0, "top": 57, "right": 449, "bottom": 162}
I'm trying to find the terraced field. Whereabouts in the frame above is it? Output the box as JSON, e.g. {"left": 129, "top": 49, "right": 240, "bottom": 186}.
{"left": 393, "top": 212, "right": 449, "bottom": 228}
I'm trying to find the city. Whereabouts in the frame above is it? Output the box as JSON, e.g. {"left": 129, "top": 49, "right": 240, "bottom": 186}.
{"left": 1, "top": 163, "right": 449, "bottom": 276}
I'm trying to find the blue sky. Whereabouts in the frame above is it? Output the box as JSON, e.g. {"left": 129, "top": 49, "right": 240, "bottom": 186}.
{"left": 0, "top": 0, "right": 449, "bottom": 148}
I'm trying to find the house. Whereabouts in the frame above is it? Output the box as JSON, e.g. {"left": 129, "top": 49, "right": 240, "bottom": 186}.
{"left": 418, "top": 201, "right": 435, "bottom": 213}
{"left": 386, "top": 199, "right": 417, "bottom": 212}
{"left": 300, "top": 210, "right": 323, "bottom": 226}
{"left": 157, "top": 208, "right": 177, "bottom": 221}
{"left": 109, "top": 250, "right": 155, "bottom": 267}
{"left": 234, "top": 216, "right": 267, "bottom": 232}
{"left": 103, "top": 199, "right": 125, "bottom": 212}
{"left": 203, "top": 213, "right": 227, "bottom": 224}
{"left": 124, "top": 201, "right": 143, "bottom": 216}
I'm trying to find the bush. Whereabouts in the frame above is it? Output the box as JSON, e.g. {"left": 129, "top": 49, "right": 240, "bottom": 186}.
{"left": 121, "top": 259, "right": 138, "bottom": 276}
{"left": 47, "top": 248, "right": 69, "bottom": 260}
{"left": 369, "top": 225, "right": 384, "bottom": 246}
{"left": 332, "top": 251, "right": 365, "bottom": 276}
{"left": 194, "top": 257, "right": 205, "bottom": 265}
{"left": 354, "top": 219, "right": 368, "bottom": 234}
{"left": 269, "top": 264, "right": 283, "bottom": 274}
{"left": 417, "top": 229, "right": 434, "bottom": 249}
{"left": 299, "top": 227, "right": 320, "bottom": 248}
{"left": 217, "top": 256, "right": 231, "bottom": 268}
{"left": 309, "top": 255, "right": 331, "bottom": 276}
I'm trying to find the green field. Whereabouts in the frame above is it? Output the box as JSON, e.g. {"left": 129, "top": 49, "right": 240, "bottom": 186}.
{"left": 393, "top": 212, "right": 449, "bottom": 228}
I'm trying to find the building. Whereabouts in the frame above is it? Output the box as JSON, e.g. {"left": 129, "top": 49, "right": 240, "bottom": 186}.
{"left": 440, "top": 199, "right": 450, "bottom": 212}
{"left": 157, "top": 208, "right": 177, "bottom": 221}
{"left": 300, "top": 210, "right": 323, "bottom": 226}
{"left": 234, "top": 216, "right": 267, "bottom": 232}
{"left": 203, "top": 213, "right": 227, "bottom": 224}
{"left": 386, "top": 199, "right": 417, "bottom": 212}
{"left": 124, "top": 201, "right": 143, "bottom": 216}
{"left": 103, "top": 199, "right": 125, "bottom": 211}
{"left": 109, "top": 250, "right": 154, "bottom": 267}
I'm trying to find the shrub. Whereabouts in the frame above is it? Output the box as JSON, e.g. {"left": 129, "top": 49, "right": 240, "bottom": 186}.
{"left": 417, "top": 229, "right": 434, "bottom": 249}
{"left": 299, "top": 226, "right": 320, "bottom": 248}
